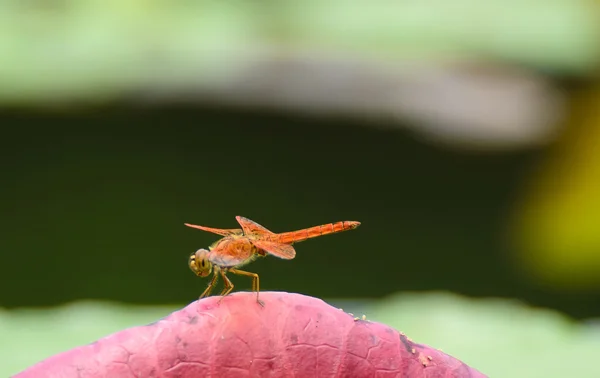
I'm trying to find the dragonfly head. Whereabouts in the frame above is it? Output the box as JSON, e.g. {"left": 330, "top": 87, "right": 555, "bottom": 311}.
{"left": 189, "top": 248, "right": 212, "bottom": 277}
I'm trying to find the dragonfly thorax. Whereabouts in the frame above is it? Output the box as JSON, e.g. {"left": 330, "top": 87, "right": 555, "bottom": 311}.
{"left": 206, "top": 237, "right": 260, "bottom": 268}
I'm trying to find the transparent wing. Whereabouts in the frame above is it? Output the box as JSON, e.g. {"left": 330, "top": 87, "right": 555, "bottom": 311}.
{"left": 250, "top": 240, "right": 296, "bottom": 260}
{"left": 184, "top": 223, "right": 243, "bottom": 236}
{"left": 236, "top": 216, "right": 275, "bottom": 236}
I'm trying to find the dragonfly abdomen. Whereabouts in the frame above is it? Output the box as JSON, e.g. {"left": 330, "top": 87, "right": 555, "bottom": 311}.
{"left": 274, "top": 221, "right": 360, "bottom": 244}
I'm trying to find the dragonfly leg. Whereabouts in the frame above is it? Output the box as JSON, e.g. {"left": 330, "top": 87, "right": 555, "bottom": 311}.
{"left": 200, "top": 271, "right": 219, "bottom": 300}
{"left": 229, "top": 268, "right": 264, "bottom": 307}
{"left": 217, "top": 270, "right": 234, "bottom": 305}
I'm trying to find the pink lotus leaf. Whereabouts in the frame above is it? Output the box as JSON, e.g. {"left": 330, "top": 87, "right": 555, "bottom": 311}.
{"left": 13, "top": 292, "right": 487, "bottom": 378}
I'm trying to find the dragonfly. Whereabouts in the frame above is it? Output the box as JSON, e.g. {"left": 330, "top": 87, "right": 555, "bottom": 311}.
{"left": 185, "top": 216, "right": 361, "bottom": 306}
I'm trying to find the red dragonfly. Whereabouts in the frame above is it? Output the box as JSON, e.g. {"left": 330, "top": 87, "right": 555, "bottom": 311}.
{"left": 185, "top": 216, "right": 361, "bottom": 306}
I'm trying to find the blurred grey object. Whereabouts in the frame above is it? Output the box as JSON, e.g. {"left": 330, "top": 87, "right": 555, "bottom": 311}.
{"left": 142, "top": 54, "right": 565, "bottom": 151}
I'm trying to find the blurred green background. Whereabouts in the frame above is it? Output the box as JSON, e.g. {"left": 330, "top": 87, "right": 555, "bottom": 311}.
{"left": 3, "top": 1, "right": 600, "bottom": 377}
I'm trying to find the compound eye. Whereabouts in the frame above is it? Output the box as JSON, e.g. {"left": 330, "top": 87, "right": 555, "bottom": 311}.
{"left": 189, "top": 254, "right": 199, "bottom": 270}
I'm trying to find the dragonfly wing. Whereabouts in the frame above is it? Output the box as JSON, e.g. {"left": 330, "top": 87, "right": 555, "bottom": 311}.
{"left": 250, "top": 240, "right": 296, "bottom": 260}
{"left": 236, "top": 216, "right": 275, "bottom": 236}
{"left": 184, "top": 223, "right": 243, "bottom": 236}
